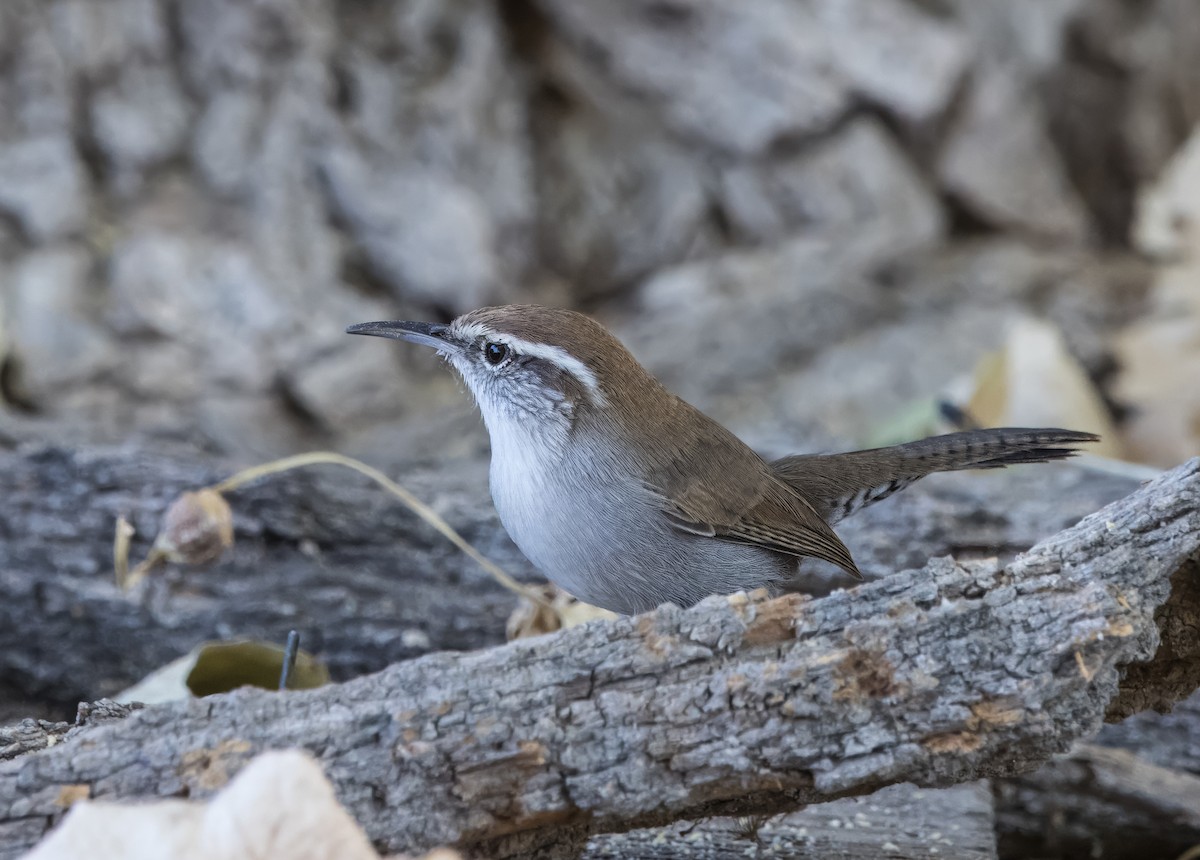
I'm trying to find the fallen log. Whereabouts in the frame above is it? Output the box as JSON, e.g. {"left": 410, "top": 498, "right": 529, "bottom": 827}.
{"left": 995, "top": 744, "right": 1200, "bottom": 860}
{"left": 1098, "top": 688, "right": 1200, "bottom": 775}
{"left": 0, "top": 459, "right": 1196, "bottom": 859}
{"left": 583, "top": 781, "right": 998, "bottom": 860}
{"left": 0, "top": 444, "right": 1142, "bottom": 712}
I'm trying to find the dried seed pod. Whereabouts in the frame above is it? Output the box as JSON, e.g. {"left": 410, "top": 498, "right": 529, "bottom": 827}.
{"left": 153, "top": 489, "right": 234, "bottom": 565}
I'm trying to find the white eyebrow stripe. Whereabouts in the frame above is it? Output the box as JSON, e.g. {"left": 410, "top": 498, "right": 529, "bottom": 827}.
{"left": 452, "top": 320, "right": 607, "bottom": 406}
{"left": 504, "top": 336, "right": 606, "bottom": 406}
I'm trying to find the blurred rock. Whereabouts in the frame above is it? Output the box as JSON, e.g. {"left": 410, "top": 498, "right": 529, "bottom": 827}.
{"left": 809, "top": 309, "right": 1013, "bottom": 440}
{"left": 882, "top": 238, "right": 1078, "bottom": 308}
{"left": 964, "top": 316, "right": 1122, "bottom": 459}
{"left": 1074, "top": 0, "right": 1200, "bottom": 202}
{"left": 536, "top": 0, "right": 851, "bottom": 156}
{"left": 89, "top": 63, "right": 192, "bottom": 187}
{"left": 319, "top": 147, "right": 501, "bottom": 310}
{"left": 340, "top": 400, "right": 489, "bottom": 469}
{"left": 285, "top": 344, "right": 403, "bottom": 430}
{"left": 44, "top": 0, "right": 172, "bottom": 80}
{"left": 1039, "top": 62, "right": 1136, "bottom": 246}
{"left": 240, "top": 84, "right": 343, "bottom": 303}
{"left": 281, "top": 324, "right": 436, "bottom": 436}
{"left": 534, "top": 98, "right": 718, "bottom": 298}
{"left": 944, "top": 0, "right": 1084, "bottom": 72}
{"left": 0, "top": 0, "right": 1187, "bottom": 465}
{"left": 719, "top": 116, "right": 945, "bottom": 251}
{"left": 0, "top": 135, "right": 87, "bottom": 241}
{"left": 615, "top": 236, "right": 892, "bottom": 405}
{"left": 106, "top": 229, "right": 285, "bottom": 392}
{"left": 327, "top": 0, "right": 535, "bottom": 303}
{"left": 187, "top": 394, "right": 322, "bottom": 460}
{"left": 2, "top": 6, "right": 74, "bottom": 135}
{"left": 0, "top": 0, "right": 545, "bottom": 456}
{"left": 882, "top": 239, "right": 1151, "bottom": 377}
{"left": 191, "top": 90, "right": 263, "bottom": 197}
{"left": 176, "top": 0, "right": 334, "bottom": 91}
{"left": 4, "top": 246, "right": 114, "bottom": 403}
{"left": 939, "top": 66, "right": 1092, "bottom": 243}
{"left": 647, "top": 238, "right": 1149, "bottom": 451}
{"left": 180, "top": 0, "right": 534, "bottom": 314}
{"left": 1134, "top": 127, "right": 1200, "bottom": 260}
{"left": 811, "top": 0, "right": 970, "bottom": 125}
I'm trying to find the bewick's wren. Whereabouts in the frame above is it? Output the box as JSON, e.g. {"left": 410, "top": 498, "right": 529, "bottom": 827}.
{"left": 348, "top": 305, "right": 1098, "bottom": 615}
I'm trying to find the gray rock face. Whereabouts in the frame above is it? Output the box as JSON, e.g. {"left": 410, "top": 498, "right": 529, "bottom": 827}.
{"left": 615, "top": 237, "right": 892, "bottom": 408}
{"left": 717, "top": 116, "right": 945, "bottom": 250}
{"left": 4, "top": 248, "right": 114, "bottom": 401}
{"left": 938, "top": 67, "right": 1092, "bottom": 243}
{"left": 107, "top": 230, "right": 285, "bottom": 391}
{"left": 945, "top": 0, "right": 1085, "bottom": 72}
{"left": 0, "top": 0, "right": 1178, "bottom": 467}
{"left": 810, "top": 0, "right": 971, "bottom": 124}
{"left": 319, "top": 147, "right": 502, "bottom": 309}
{"left": 536, "top": 0, "right": 852, "bottom": 156}
{"left": 534, "top": 100, "right": 720, "bottom": 297}
{"left": 90, "top": 64, "right": 192, "bottom": 186}
{"left": 323, "top": 0, "right": 536, "bottom": 304}
{"left": 0, "top": 136, "right": 87, "bottom": 241}
{"left": 0, "top": 0, "right": 538, "bottom": 457}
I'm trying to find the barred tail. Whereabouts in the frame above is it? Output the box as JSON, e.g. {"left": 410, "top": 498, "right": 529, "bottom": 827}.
{"left": 771, "top": 428, "right": 1099, "bottom": 524}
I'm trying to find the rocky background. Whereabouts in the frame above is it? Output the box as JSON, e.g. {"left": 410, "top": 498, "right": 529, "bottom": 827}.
{"left": 0, "top": 0, "right": 1197, "bottom": 470}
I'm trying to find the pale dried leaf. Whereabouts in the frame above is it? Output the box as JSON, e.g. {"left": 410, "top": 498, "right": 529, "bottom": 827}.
{"left": 23, "top": 751, "right": 379, "bottom": 860}
{"left": 967, "top": 316, "right": 1121, "bottom": 458}
{"left": 507, "top": 583, "right": 617, "bottom": 640}
{"left": 1134, "top": 125, "right": 1200, "bottom": 260}
{"left": 1116, "top": 126, "right": 1200, "bottom": 467}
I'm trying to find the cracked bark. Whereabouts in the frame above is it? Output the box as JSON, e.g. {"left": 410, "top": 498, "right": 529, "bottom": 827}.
{"left": 0, "top": 459, "right": 1197, "bottom": 859}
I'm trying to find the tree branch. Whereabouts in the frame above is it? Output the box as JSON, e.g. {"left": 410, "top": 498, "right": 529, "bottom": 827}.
{"left": 1, "top": 459, "right": 1197, "bottom": 859}
{"left": 996, "top": 744, "right": 1200, "bottom": 859}
{"left": 583, "top": 782, "right": 998, "bottom": 860}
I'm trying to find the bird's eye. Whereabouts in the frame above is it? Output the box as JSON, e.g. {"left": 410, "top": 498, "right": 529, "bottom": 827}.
{"left": 483, "top": 342, "right": 510, "bottom": 366}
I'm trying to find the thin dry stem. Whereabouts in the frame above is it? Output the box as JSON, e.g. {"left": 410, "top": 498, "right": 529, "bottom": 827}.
{"left": 206, "top": 452, "right": 553, "bottom": 610}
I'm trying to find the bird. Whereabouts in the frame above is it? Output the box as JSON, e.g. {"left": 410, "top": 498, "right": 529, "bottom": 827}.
{"left": 348, "top": 305, "right": 1098, "bottom": 615}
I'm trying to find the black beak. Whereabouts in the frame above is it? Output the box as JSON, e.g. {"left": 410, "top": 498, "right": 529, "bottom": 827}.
{"left": 345, "top": 320, "right": 456, "bottom": 351}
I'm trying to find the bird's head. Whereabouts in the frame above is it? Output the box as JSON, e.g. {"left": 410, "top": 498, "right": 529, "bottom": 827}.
{"left": 348, "top": 305, "right": 651, "bottom": 442}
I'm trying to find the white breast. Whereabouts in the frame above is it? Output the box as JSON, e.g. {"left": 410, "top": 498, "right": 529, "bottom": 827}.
{"left": 483, "top": 411, "right": 795, "bottom": 614}
{"left": 487, "top": 418, "right": 653, "bottom": 608}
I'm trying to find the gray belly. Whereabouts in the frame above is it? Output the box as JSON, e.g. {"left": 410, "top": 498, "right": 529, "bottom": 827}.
{"left": 491, "top": 467, "right": 795, "bottom": 615}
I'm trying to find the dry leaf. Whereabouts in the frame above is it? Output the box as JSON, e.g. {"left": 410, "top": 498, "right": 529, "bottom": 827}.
{"left": 1133, "top": 125, "right": 1200, "bottom": 260}
{"left": 507, "top": 583, "right": 618, "bottom": 639}
{"left": 966, "top": 316, "right": 1121, "bottom": 459}
{"left": 1115, "top": 124, "right": 1200, "bottom": 467}
{"left": 117, "top": 641, "right": 329, "bottom": 705}
{"left": 24, "top": 751, "right": 380, "bottom": 860}
{"left": 1113, "top": 274, "right": 1200, "bottom": 467}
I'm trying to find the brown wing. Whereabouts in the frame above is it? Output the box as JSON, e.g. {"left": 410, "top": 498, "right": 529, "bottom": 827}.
{"left": 642, "top": 408, "right": 862, "bottom": 580}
